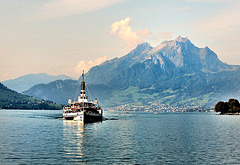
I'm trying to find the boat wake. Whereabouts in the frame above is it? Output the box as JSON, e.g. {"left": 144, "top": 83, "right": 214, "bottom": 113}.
{"left": 103, "top": 117, "right": 118, "bottom": 121}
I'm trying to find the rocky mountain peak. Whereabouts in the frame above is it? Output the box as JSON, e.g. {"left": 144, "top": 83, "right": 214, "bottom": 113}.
{"left": 175, "top": 36, "right": 188, "bottom": 42}
{"left": 136, "top": 42, "right": 151, "bottom": 48}
{"left": 131, "top": 42, "right": 152, "bottom": 54}
{"left": 125, "top": 42, "right": 153, "bottom": 62}
{"left": 151, "top": 36, "right": 194, "bottom": 54}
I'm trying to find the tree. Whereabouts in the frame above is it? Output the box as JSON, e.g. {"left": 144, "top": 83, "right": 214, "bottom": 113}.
{"left": 228, "top": 99, "right": 240, "bottom": 113}
{"left": 215, "top": 98, "right": 240, "bottom": 114}
{"left": 214, "top": 101, "right": 229, "bottom": 114}
{"left": 39, "top": 103, "right": 49, "bottom": 110}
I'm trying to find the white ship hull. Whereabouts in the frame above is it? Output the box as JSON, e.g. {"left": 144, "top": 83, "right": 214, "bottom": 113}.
{"left": 63, "top": 110, "right": 102, "bottom": 123}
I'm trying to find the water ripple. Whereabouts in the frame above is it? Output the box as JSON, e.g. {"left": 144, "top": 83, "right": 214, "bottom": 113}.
{"left": 1, "top": 110, "right": 240, "bottom": 164}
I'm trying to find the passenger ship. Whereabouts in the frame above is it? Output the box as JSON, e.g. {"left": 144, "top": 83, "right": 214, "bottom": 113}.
{"left": 63, "top": 71, "right": 103, "bottom": 122}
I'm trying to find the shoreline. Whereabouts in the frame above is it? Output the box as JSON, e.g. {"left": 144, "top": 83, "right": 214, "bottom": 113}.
{"left": 219, "top": 113, "right": 240, "bottom": 115}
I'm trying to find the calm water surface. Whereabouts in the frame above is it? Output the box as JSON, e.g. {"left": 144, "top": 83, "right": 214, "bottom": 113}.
{"left": 1, "top": 110, "right": 240, "bottom": 164}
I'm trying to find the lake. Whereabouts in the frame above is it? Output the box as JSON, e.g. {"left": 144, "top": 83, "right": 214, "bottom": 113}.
{"left": 1, "top": 110, "right": 240, "bottom": 164}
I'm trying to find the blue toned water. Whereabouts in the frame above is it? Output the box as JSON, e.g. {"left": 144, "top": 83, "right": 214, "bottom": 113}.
{"left": 1, "top": 110, "right": 240, "bottom": 164}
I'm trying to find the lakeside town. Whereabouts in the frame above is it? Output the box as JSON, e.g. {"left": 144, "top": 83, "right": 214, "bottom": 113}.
{"left": 105, "top": 102, "right": 214, "bottom": 113}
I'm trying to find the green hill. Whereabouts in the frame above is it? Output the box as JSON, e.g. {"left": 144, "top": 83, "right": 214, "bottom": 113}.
{"left": 0, "top": 83, "right": 61, "bottom": 110}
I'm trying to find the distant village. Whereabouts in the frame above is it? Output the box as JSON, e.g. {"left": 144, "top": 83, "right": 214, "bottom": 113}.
{"left": 105, "top": 101, "right": 214, "bottom": 113}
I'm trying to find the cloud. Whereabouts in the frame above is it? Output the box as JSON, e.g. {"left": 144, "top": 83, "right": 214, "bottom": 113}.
{"left": 110, "top": 17, "right": 151, "bottom": 46}
{"left": 110, "top": 17, "right": 175, "bottom": 46}
{"left": 38, "top": 0, "right": 127, "bottom": 19}
{"left": 136, "top": 29, "right": 152, "bottom": 38}
{"left": 74, "top": 56, "right": 107, "bottom": 75}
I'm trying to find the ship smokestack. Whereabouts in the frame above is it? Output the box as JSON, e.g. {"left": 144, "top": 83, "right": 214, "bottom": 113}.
{"left": 81, "top": 70, "right": 85, "bottom": 90}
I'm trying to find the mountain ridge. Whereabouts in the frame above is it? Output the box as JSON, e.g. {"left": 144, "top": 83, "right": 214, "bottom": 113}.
{"left": 23, "top": 36, "right": 240, "bottom": 108}
{"left": 1, "top": 73, "right": 74, "bottom": 92}
{"left": 85, "top": 36, "right": 234, "bottom": 88}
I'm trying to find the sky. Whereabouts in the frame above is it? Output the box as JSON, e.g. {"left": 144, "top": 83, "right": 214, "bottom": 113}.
{"left": 0, "top": 0, "right": 239, "bottom": 81}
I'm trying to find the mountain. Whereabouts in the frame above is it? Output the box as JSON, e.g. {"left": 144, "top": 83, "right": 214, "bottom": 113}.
{"left": 23, "top": 79, "right": 112, "bottom": 104}
{"left": 23, "top": 80, "right": 79, "bottom": 104}
{"left": 1, "top": 73, "right": 74, "bottom": 92}
{"left": 0, "top": 83, "right": 61, "bottom": 109}
{"left": 85, "top": 36, "right": 233, "bottom": 88}
{"left": 23, "top": 36, "right": 240, "bottom": 108}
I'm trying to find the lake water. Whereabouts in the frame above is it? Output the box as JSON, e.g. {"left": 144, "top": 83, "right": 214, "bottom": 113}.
{"left": 1, "top": 110, "right": 240, "bottom": 164}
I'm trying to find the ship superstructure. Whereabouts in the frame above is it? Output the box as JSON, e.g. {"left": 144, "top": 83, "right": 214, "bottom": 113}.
{"left": 63, "top": 71, "right": 103, "bottom": 122}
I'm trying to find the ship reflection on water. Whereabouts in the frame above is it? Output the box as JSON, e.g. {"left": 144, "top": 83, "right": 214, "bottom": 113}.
{"left": 63, "top": 120, "right": 86, "bottom": 160}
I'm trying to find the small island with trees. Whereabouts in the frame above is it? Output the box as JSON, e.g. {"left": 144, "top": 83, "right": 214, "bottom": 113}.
{"left": 215, "top": 98, "right": 240, "bottom": 114}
